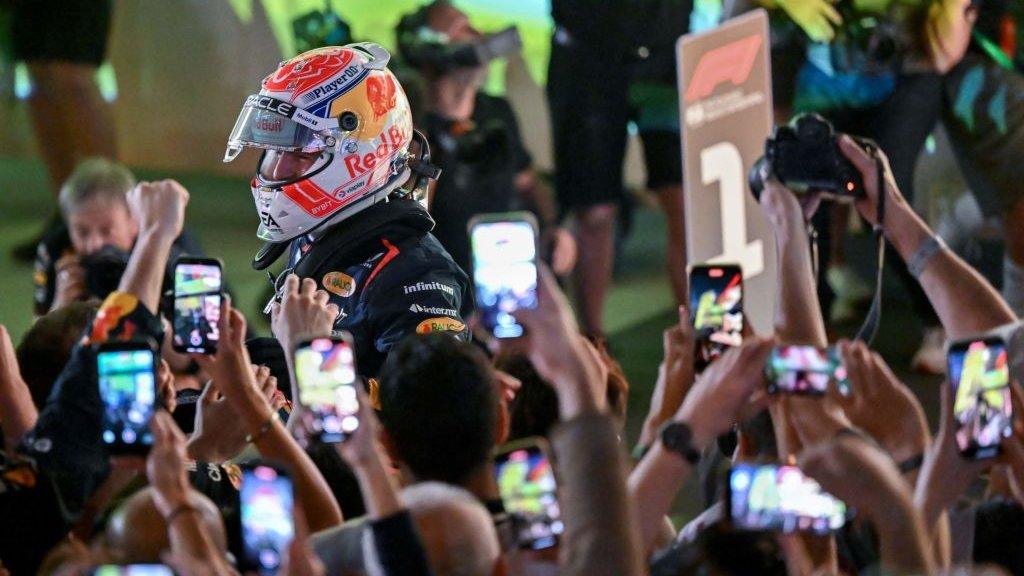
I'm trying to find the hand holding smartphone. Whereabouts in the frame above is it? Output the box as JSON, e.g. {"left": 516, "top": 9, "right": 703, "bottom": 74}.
{"left": 98, "top": 340, "right": 159, "bottom": 455}
{"left": 947, "top": 337, "right": 1013, "bottom": 459}
{"left": 240, "top": 463, "right": 295, "bottom": 575}
{"left": 294, "top": 334, "right": 360, "bottom": 444}
{"left": 469, "top": 212, "right": 539, "bottom": 339}
{"left": 493, "top": 438, "right": 563, "bottom": 550}
{"left": 689, "top": 264, "right": 744, "bottom": 368}
{"left": 172, "top": 257, "right": 223, "bottom": 354}
{"left": 727, "top": 463, "right": 848, "bottom": 534}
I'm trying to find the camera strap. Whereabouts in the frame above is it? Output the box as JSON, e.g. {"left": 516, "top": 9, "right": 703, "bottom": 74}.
{"left": 853, "top": 149, "right": 887, "bottom": 344}
{"left": 805, "top": 148, "right": 886, "bottom": 344}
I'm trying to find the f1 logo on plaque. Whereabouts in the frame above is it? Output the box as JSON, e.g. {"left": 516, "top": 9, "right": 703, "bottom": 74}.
{"left": 677, "top": 9, "right": 776, "bottom": 333}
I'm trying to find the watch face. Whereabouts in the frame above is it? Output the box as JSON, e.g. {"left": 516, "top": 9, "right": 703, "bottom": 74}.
{"left": 662, "top": 422, "right": 699, "bottom": 464}
{"left": 662, "top": 422, "right": 690, "bottom": 451}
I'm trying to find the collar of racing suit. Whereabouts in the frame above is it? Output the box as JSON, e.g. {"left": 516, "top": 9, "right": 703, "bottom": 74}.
{"left": 290, "top": 198, "right": 436, "bottom": 279}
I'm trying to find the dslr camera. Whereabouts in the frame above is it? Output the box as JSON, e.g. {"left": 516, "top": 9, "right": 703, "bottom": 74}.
{"left": 396, "top": 3, "right": 522, "bottom": 75}
{"left": 81, "top": 245, "right": 130, "bottom": 301}
{"left": 749, "top": 114, "right": 866, "bottom": 201}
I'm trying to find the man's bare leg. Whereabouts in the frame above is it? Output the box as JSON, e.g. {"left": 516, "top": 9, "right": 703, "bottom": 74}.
{"left": 574, "top": 202, "right": 618, "bottom": 336}
{"left": 655, "top": 184, "right": 688, "bottom": 306}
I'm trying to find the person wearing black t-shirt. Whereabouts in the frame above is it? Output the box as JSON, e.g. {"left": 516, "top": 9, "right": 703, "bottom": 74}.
{"left": 548, "top": 0, "right": 692, "bottom": 337}
{"left": 396, "top": 1, "right": 576, "bottom": 277}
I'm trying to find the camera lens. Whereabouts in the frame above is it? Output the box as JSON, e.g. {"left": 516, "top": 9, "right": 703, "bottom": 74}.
{"left": 797, "top": 116, "right": 828, "bottom": 143}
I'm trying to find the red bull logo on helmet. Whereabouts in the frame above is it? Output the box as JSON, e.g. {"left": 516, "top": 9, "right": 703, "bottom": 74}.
{"left": 342, "top": 124, "right": 407, "bottom": 179}
{"left": 366, "top": 74, "right": 397, "bottom": 119}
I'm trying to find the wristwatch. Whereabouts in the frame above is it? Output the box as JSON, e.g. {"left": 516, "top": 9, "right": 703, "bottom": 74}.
{"left": 659, "top": 421, "right": 702, "bottom": 465}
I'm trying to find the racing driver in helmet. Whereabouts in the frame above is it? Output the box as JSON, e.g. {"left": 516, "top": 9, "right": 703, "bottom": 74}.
{"left": 224, "top": 43, "right": 472, "bottom": 375}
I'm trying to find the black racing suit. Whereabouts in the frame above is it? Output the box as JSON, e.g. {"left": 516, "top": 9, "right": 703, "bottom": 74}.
{"left": 269, "top": 198, "right": 473, "bottom": 377}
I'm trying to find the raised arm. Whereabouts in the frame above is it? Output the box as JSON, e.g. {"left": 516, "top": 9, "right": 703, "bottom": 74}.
{"left": 196, "top": 301, "right": 342, "bottom": 531}
{"left": 840, "top": 136, "right": 1016, "bottom": 338}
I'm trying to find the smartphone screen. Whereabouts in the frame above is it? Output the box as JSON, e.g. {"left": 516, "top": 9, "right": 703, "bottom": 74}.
{"left": 98, "top": 344, "right": 157, "bottom": 454}
{"left": 494, "top": 440, "right": 563, "bottom": 550}
{"left": 690, "top": 264, "right": 743, "bottom": 366}
{"left": 172, "top": 258, "right": 223, "bottom": 354}
{"left": 294, "top": 336, "right": 359, "bottom": 444}
{"left": 728, "top": 463, "right": 847, "bottom": 534}
{"left": 765, "top": 345, "right": 849, "bottom": 396}
{"left": 948, "top": 337, "right": 1013, "bottom": 459}
{"left": 241, "top": 464, "right": 295, "bottom": 575}
{"left": 469, "top": 214, "right": 539, "bottom": 339}
{"left": 91, "top": 566, "right": 174, "bottom": 576}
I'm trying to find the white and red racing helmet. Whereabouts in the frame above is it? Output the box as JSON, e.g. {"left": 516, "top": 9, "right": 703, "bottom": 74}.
{"left": 225, "top": 43, "right": 432, "bottom": 244}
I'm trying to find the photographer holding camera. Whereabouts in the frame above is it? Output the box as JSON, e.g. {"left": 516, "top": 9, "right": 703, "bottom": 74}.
{"left": 760, "top": 0, "right": 977, "bottom": 370}
{"left": 395, "top": 1, "right": 576, "bottom": 277}
{"left": 33, "top": 158, "right": 206, "bottom": 316}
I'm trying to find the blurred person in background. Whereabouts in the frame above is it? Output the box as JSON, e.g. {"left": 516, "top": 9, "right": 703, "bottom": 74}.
{"left": 9, "top": 0, "right": 118, "bottom": 262}
{"left": 547, "top": 0, "right": 692, "bottom": 338}
{"left": 33, "top": 158, "right": 205, "bottom": 316}
{"left": 395, "top": 0, "right": 576, "bottom": 277}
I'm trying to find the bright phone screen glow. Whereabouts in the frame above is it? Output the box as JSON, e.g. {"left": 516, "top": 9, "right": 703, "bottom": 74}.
{"left": 241, "top": 465, "right": 294, "bottom": 575}
{"left": 295, "top": 338, "right": 359, "bottom": 443}
{"left": 471, "top": 220, "right": 538, "bottom": 339}
{"left": 690, "top": 265, "right": 743, "bottom": 363}
{"left": 173, "top": 263, "right": 222, "bottom": 353}
{"left": 495, "top": 446, "right": 562, "bottom": 550}
{"left": 766, "top": 346, "right": 848, "bottom": 396}
{"left": 729, "top": 464, "right": 846, "bottom": 534}
{"left": 98, "top": 349, "right": 156, "bottom": 450}
{"left": 949, "top": 339, "right": 1012, "bottom": 459}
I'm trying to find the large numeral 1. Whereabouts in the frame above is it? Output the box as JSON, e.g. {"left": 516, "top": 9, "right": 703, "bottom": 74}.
{"left": 700, "top": 142, "right": 764, "bottom": 277}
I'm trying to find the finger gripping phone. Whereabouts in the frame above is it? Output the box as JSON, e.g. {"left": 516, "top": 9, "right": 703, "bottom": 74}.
{"left": 948, "top": 337, "right": 1013, "bottom": 459}
{"left": 469, "top": 212, "right": 539, "bottom": 339}
{"left": 726, "top": 463, "right": 848, "bottom": 534}
{"left": 689, "top": 264, "right": 744, "bottom": 368}
{"left": 97, "top": 340, "right": 159, "bottom": 455}
{"left": 765, "top": 345, "right": 850, "bottom": 396}
{"left": 493, "top": 437, "right": 563, "bottom": 550}
{"left": 240, "top": 463, "right": 295, "bottom": 575}
{"left": 172, "top": 257, "right": 223, "bottom": 354}
{"left": 294, "top": 335, "right": 359, "bottom": 444}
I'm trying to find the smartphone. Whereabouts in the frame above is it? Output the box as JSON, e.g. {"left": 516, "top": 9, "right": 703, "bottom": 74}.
{"left": 947, "top": 337, "right": 1013, "bottom": 459}
{"left": 493, "top": 437, "right": 563, "bottom": 550}
{"left": 97, "top": 340, "right": 158, "bottom": 455}
{"left": 294, "top": 335, "right": 359, "bottom": 444}
{"left": 172, "top": 257, "right": 223, "bottom": 354}
{"left": 765, "top": 345, "right": 850, "bottom": 396}
{"left": 726, "top": 463, "right": 848, "bottom": 535}
{"left": 90, "top": 566, "right": 173, "bottom": 576}
{"left": 469, "top": 212, "right": 539, "bottom": 339}
{"left": 240, "top": 463, "right": 295, "bottom": 575}
{"left": 689, "top": 264, "right": 743, "bottom": 368}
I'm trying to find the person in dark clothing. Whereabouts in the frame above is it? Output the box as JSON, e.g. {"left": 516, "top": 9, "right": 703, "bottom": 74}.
{"left": 395, "top": 1, "right": 576, "bottom": 276}
{"left": 548, "top": 0, "right": 693, "bottom": 336}
{"left": 223, "top": 42, "right": 472, "bottom": 377}
{"left": 33, "top": 158, "right": 206, "bottom": 316}
{"left": 8, "top": 0, "right": 118, "bottom": 263}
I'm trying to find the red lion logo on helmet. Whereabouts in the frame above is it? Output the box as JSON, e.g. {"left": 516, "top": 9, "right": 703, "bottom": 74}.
{"left": 366, "top": 75, "right": 397, "bottom": 119}
{"left": 263, "top": 47, "right": 356, "bottom": 98}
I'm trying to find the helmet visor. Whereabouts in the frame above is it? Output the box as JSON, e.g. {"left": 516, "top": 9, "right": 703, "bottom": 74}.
{"left": 223, "top": 95, "right": 336, "bottom": 162}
